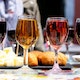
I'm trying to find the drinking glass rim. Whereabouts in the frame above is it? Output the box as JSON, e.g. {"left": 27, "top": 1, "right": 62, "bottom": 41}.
{"left": 18, "top": 15, "right": 35, "bottom": 20}
{"left": 47, "top": 17, "right": 67, "bottom": 21}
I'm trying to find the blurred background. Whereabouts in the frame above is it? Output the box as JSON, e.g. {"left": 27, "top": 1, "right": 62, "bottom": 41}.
{"left": 36, "top": 0, "right": 80, "bottom": 44}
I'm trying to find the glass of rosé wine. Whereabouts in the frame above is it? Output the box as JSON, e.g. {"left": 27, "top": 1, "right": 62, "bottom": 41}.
{"left": 15, "top": 15, "right": 39, "bottom": 74}
{"left": 45, "top": 17, "right": 69, "bottom": 75}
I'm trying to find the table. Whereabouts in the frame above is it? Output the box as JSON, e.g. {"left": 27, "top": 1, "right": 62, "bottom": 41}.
{"left": 0, "top": 43, "right": 80, "bottom": 80}
{"left": 0, "top": 67, "right": 80, "bottom": 80}
{"left": 59, "top": 43, "right": 80, "bottom": 67}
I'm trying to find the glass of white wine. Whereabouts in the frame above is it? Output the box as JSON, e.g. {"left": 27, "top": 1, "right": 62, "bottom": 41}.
{"left": 15, "top": 15, "right": 39, "bottom": 74}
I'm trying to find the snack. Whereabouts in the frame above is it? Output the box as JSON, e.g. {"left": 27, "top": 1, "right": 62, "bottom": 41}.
{"left": 38, "top": 51, "right": 55, "bottom": 65}
{"left": 28, "top": 52, "right": 38, "bottom": 66}
{"left": 28, "top": 50, "right": 43, "bottom": 66}
{"left": 0, "top": 50, "right": 7, "bottom": 66}
{"left": 3, "top": 47, "right": 13, "bottom": 54}
{"left": 28, "top": 50, "right": 43, "bottom": 58}
{"left": 0, "top": 47, "right": 68, "bottom": 67}
{"left": 28, "top": 51, "right": 68, "bottom": 66}
{"left": 6, "top": 56, "right": 23, "bottom": 67}
{"left": 57, "top": 52, "right": 68, "bottom": 65}
{"left": 0, "top": 47, "right": 24, "bottom": 67}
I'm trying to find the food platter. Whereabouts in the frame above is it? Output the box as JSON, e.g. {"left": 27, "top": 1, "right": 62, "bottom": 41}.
{"left": 0, "top": 64, "right": 73, "bottom": 70}
{"left": 29, "top": 63, "right": 72, "bottom": 70}
{"left": 0, "top": 66, "right": 22, "bottom": 69}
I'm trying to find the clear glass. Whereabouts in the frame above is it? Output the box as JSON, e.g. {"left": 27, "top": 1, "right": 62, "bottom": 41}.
{"left": 65, "top": 27, "right": 74, "bottom": 63}
{"left": 7, "top": 18, "right": 19, "bottom": 55}
{"left": 73, "top": 18, "right": 80, "bottom": 74}
{"left": 7, "top": 29, "right": 17, "bottom": 53}
{"left": 75, "top": 18, "right": 80, "bottom": 44}
{"left": 45, "top": 17, "right": 69, "bottom": 75}
{"left": 15, "top": 15, "right": 39, "bottom": 74}
{"left": 0, "top": 18, "right": 6, "bottom": 49}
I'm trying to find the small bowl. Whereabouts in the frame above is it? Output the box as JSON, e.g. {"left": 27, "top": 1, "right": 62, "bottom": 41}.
{"left": 72, "top": 55, "right": 80, "bottom": 62}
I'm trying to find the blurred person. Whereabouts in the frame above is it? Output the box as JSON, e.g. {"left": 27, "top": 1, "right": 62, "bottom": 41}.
{"left": 0, "top": 0, "right": 9, "bottom": 18}
{"left": 23, "top": 0, "right": 45, "bottom": 51}
{"left": 0, "top": 0, "right": 16, "bottom": 49}
{"left": 0, "top": 0, "right": 23, "bottom": 48}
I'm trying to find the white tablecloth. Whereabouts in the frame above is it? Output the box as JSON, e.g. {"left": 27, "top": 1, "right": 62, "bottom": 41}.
{"left": 0, "top": 68, "right": 80, "bottom": 80}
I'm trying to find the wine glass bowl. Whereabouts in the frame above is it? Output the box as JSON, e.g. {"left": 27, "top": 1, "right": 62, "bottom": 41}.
{"left": 16, "top": 16, "right": 39, "bottom": 50}
{"left": 45, "top": 17, "right": 69, "bottom": 75}
{"left": 0, "top": 18, "right": 6, "bottom": 49}
{"left": 15, "top": 15, "right": 39, "bottom": 74}
{"left": 7, "top": 30, "right": 15, "bottom": 42}
{"left": 65, "top": 27, "right": 74, "bottom": 63}
{"left": 7, "top": 30, "right": 16, "bottom": 52}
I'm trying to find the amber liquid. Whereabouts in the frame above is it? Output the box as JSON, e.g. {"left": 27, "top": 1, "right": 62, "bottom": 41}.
{"left": 46, "top": 19, "right": 68, "bottom": 50}
{"left": 16, "top": 18, "right": 39, "bottom": 49}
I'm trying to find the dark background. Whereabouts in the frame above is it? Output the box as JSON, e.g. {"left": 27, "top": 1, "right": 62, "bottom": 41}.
{"left": 37, "top": 0, "right": 64, "bottom": 28}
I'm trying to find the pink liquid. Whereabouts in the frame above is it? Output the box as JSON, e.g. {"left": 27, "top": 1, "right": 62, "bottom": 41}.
{"left": 46, "top": 19, "right": 68, "bottom": 50}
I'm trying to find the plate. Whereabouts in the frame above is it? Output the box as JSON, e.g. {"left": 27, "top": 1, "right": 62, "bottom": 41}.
{"left": 0, "top": 66, "right": 22, "bottom": 69}
{"left": 72, "top": 55, "right": 80, "bottom": 62}
{"left": 29, "top": 64, "right": 72, "bottom": 70}
{"left": 70, "top": 62, "right": 80, "bottom": 67}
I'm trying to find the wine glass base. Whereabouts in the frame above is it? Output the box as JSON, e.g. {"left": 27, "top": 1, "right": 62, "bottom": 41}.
{"left": 44, "top": 63, "right": 64, "bottom": 75}
{"left": 44, "top": 69, "right": 73, "bottom": 76}
{"left": 44, "top": 63, "right": 73, "bottom": 76}
{"left": 12, "top": 65, "right": 38, "bottom": 75}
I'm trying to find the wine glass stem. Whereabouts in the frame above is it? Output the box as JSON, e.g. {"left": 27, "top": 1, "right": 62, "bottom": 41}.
{"left": 66, "top": 43, "right": 72, "bottom": 63}
{"left": 54, "top": 49, "right": 58, "bottom": 63}
{"left": 16, "top": 43, "right": 19, "bottom": 56}
{"left": 24, "top": 49, "right": 28, "bottom": 66}
{"left": 52, "top": 49, "right": 61, "bottom": 72}
{"left": 12, "top": 43, "right": 16, "bottom": 53}
{"left": 66, "top": 43, "right": 69, "bottom": 57}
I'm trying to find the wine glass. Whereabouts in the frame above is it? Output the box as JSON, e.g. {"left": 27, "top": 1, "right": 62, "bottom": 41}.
{"left": 75, "top": 18, "right": 80, "bottom": 44}
{"left": 7, "top": 29, "right": 16, "bottom": 51}
{"left": 45, "top": 17, "right": 69, "bottom": 75}
{"left": 65, "top": 27, "right": 74, "bottom": 63}
{"left": 6, "top": 17, "right": 20, "bottom": 55}
{"left": 0, "top": 18, "right": 6, "bottom": 49}
{"left": 15, "top": 15, "right": 39, "bottom": 74}
{"left": 7, "top": 29, "right": 20, "bottom": 56}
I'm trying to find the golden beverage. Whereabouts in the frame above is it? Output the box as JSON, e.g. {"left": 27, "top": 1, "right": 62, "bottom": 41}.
{"left": 16, "top": 18, "right": 39, "bottom": 49}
